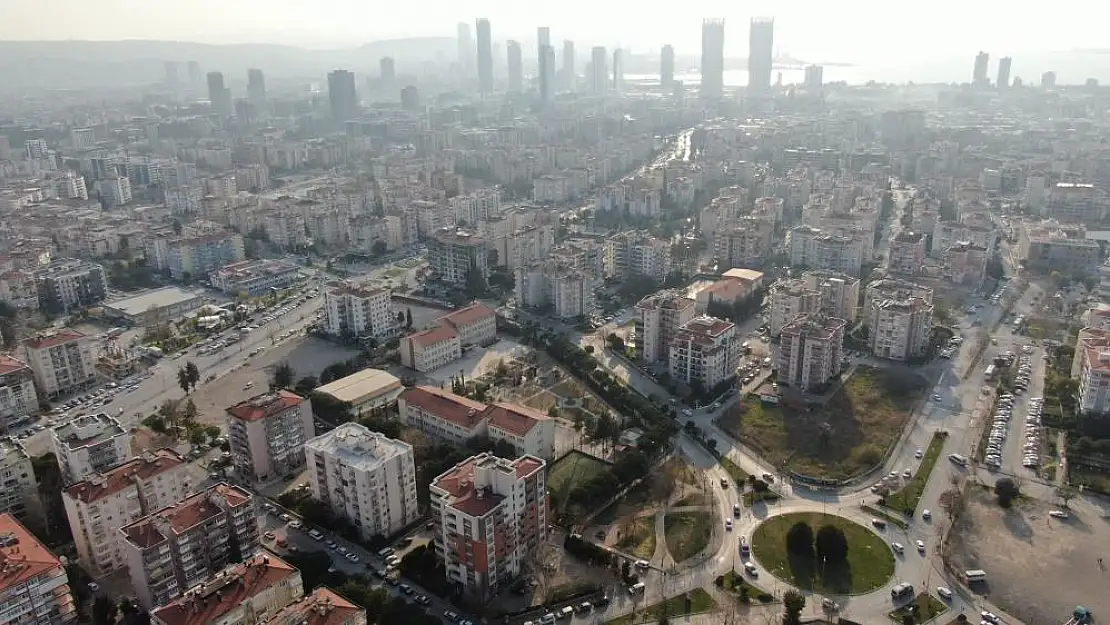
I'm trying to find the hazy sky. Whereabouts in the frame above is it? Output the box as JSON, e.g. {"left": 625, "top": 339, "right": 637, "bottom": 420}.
{"left": 2, "top": 0, "right": 1104, "bottom": 64}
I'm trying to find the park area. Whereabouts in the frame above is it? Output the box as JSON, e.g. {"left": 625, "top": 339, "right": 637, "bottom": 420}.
{"left": 751, "top": 512, "right": 894, "bottom": 595}
{"left": 719, "top": 366, "right": 928, "bottom": 480}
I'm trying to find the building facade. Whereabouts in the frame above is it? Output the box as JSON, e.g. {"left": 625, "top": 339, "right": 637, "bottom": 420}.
{"left": 777, "top": 314, "right": 846, "bottom": 392}
{"left": 398, "top": 387, "right": 555, "bottom": 459}
{"left": 323, "top": 284, "right": 394, "bottom": 339}
{"left": 0, "top": 513, "right": 78, "bottom": 625}
{"left": 0, "top": 437, "right": 41, "bottom": 526}
{"left": 51, "top": 413, "right": 131, "bottom": 484}
{"left": 769, "top": 279, "right": 821, "bottom": 336}
{"left": 34, "top": 259, "right": 107, "bottom": 313}
{"left": 150, "top": 554, "right": 304, "bottom": 625}
{"left": 226, "top": 391, "right": 314, "bottom": 483}
{"left": 428, "top": 230, "right": 489, "bottom": 285}
{"left": 634, "top": 292, "right": 695, "bottom": 364}
{"left": 668, "top": 316, "right": 739, "bottom": 390}
{"left": 0, "top": 356, "right": 38, "bottom": 432}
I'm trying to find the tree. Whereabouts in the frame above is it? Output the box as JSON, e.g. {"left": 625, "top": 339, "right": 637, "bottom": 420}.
{"left": 406, "top": 308, "right": 413, "bottom": 329}
{"left": 294, "top": 376, "right": 318, "bottom": 397}
{"left": 177, "top": 367, "right": 190, "bottom": 395}
{"left": 995, "top": 477, "right": 1020, "bottom": 508}
{"left": 182, "top": 398, "right": 198, "bottom": 423}
{"left": 902, "top": 615, "right": 915, "bottom": 625}
{"left": 205, "top": 425, "right": 221, "bottom": 441}
{"left": 814, "top": 524, "right": 849, "bottom": 564}
{"left": 93, "top": 595, "right": 117, "bottom": 625}
{"left": 272, "top": 362, "right": 295, "bottom": 390}
{"left": 785, "top": 521, "right": 814, "bottom": 559}
{"left": 782, "top": 589, "right": 805, "bottom": 625}
{"left": 1056, "top": 485, "right": 1078, "bottom": 508}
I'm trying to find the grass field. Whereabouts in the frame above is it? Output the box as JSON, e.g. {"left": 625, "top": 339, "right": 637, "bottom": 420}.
{"left": 889, "top": 593, "right": 947, "bottom": 623}
{"left": 743, "top": 490, "right": 781, "bottom": 506}
{"left": 604, "top": 588, "right": 717, "bottom": 625}
{"left": 664, "top": 511, "right": 713, "bottom": 563}
{"left": 719, "top": 570, "right": 775, "bottom": 603}
{"left": 751, "top": 512, "right": 895, "bottom": 595}
{"left": 719, "top": 366, "right": 927, "bottom": 480}
{"left": 884, "top": 432, "right": 948, "bottom": 514}
{"left": 615, "top": 516, "right": 657, "bottom": 559}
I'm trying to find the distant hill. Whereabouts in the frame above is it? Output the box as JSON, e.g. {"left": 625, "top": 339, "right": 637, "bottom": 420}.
{"left": 0, "top": 38, "right": 455, "bottom": 89}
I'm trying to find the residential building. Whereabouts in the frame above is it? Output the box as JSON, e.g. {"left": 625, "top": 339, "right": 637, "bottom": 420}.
{"left": 34, "top": 259, "right": 106, "bottom": 312}
{"left": 635, "top": 292, "right": 696, "bottom": 364}
{"left": 514, "top": 264, "right": 596, "bottom": 319}
{"left": 63, "top": 449, "right": 191, "bottom": 576}
{"left": 0, "top": 270, "right": 40, "bottom": 311}
{"left": 1075, "top": 327, "right": 1110, "bottom": 415}
{"left": 428, "top": 229, "right": 489, "bottom": 285}
{"left": 483, "top": 403, "right": 556, "bottom": 460}
{"left": 312, "top": 369, "right": 403, "bottom": 418}
{"left": 226, "top": 391, "right": 314, "bottom": 484}
{"left": 668, "top": 316, "right": 739, "bottom": 390}
{"left": 1018, "top": 221, "right": 1100, "bottom": 276}
{"left": 327, "top": 70, "right": 359, "bottom": 123}
{"left": 802, "top": 270, "right": 860, "bottom": 325}
{"left": 323, "top": 283, "right": 394, "bottom": 339}
{"left": 714, "top": 220, "right": 774, "bottom": 269}
{"left": 777, "top": 314, "right": 846, "bottom": 392}
{"left": 0, "top": 356, "right": 37, "bottom": 431}
{"left": 304, "top": 423, "right": 419, "bottom": 540}
{"left": 1046, "top": 183, "right": 1107, "bottom": 224}
{"left": 120, "top": 484, "right": 260, "bottom": 609}
{"left": 945, "top": 241, "right": 989, "bottom": 289}
{"left": 769, "top": 279, "right": 821, "bottom": 336}
{"left": 888, "top": 231, "right": 927, "bottom": 275}
{"left": 97, "top": 177, "right": 132, "bottom": 207}
{"left": 788, "top": 226, "right": 864, "bottom": 277}
{"left": 50, "top": 413, "right": 131, "bottom": 484}
{"left": 166, "top": 233, "right": 246, "bottom": 281}
{"left": 430, "top": 453, "right": 547, "bottom": 601}
{"left": 863, "top": 279, "right": 934, "bottom": 321}
{"left": 0, "top": 512, "right": 78, "bottom": 625}
{"left": 867, "top": 297, "right": 934, "bottom": 361}
{"left": 476, "top": 18, "right": 493, "bottom": 94}
{"left": 398, "top": 387, "right": 555, "bottom": 459}
{"left": 266, "top": 587, "right": 366, "bottom": 625}
{"left": 399, "top": 325, "right": 461, "bottom": 373}
{"left": 0, "top": 437, "right": 40, "bottom": 525}
{"left": 151, "top": 554, "right": 303, "bottom": 625}
{"left": 210, "top": 260, "right": 300, "bottom": 297}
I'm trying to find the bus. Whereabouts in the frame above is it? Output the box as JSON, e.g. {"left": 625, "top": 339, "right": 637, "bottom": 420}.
{"left": 965, "top": 569, "right": 987, "bottom": 584}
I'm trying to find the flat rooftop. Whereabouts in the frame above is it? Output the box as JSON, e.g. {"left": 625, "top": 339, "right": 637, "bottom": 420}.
{"left": 305, "top": 423, "right": 412, "bottom": 472}
{"left": 104, "top": 286, "right": 202, "bottom": 316}
{"left": 51, "top": 413, "right": 126, "bottom": 450}
{"left": 314, "top": 368, "right": 402, "bottom": 405}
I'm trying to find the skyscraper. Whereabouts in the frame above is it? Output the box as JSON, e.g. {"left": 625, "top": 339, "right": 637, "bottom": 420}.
{"left": 997, "top": 56, "right": 1012, "bottom": 89}
{"left": 187, "top": 61, "right": 201, "bottom": 85}
{"left": 537, "top": 27, "right": 553, "bottom": 103}
{"left": 457, "top": 22, "right": 473, "bottom": 73}
{"left": 591, "top": 46, "right": 608, "bottom": 95}
{"left": 661, "top": 45, "right": 675, "bottom": 91}
{"left": 748, "top": 18, "right": 774, "bottom": 93}
{"left": 562, "top": 41, "right": 576, "bottom": 91}
{"left": 507, "top": 41, "right": 523, "bottom": 92}
{"left": 701, "top": 19, "right": 725, "bottom": 98}
{"left": 804, "top": 65, "right": 823, "bottom": 91}
{"left": 476, "top": 18, "right": 493, "bottom": 94}
{"left": 327, "top": 69, "right": 359, "bottom": 122}
{"left": 380, "top": 57, "right": 396, "bottom": 82}
{"left": 247, "top": 68, "right": 266, "bottom": 108}
{"left": 1042, "top": 71, "right": 1057, "bottom": 88}
{"left": 163, "top": 61, "right": 178, "bottom": 86}
{"left": 973, "top": 51, "right": 990, "bottom": 86}
{"left": 612, "top": 48, "right": 624, "bottom": 93}
{"left": 206, "top": 71, "right": 232, "bottom": 117}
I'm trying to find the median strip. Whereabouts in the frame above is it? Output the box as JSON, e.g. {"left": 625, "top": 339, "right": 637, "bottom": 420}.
{"left": 882, "top": 432, "right": 948, "bottom": 515}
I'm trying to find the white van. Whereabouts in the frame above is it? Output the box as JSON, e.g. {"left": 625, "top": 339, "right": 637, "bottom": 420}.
{"left": 948, "top": 453, "right": 968, "bottom": 466}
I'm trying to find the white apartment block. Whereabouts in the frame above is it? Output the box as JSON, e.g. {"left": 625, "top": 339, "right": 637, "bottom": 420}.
{"left": 714, "top": 220, "right": 774, "bottom": 269}
{"left": 0, "top": 437, "right": 40, "bottom": 525}
{"left": 51, "top": 413, "right": 131, "bottom": 484}
{"left": 777, "top": 314, "right": 846, "bottom": 392}
{"left": 398, "top": 387, "right": 555, "bottom": 459}
{"left": 63, "top": 449, "right": 191, "bottom": 577}
{"left": 430, "top": 453, "right": 548, "bottom": 601}
{"left": 1075, "top": 327, "right": 1110, "bottom": 415}
{"left": 788, "top": 226, "right": 864, "bottom": 277}
{"left": 668, "top": 316, "right": 739, "bottom": 390}
{"left": 0, "top": 513, "right": 78, "bottom": 625}
{"left": 635, "top": 292, "right": 696, "bottom": 364}
{"left": 888, "top": 231, "right": 927, "bottom": 275}
{"left": 97, "top": 177, "right": 132, "bottom": 207}
{"left": 209, "top": 259, "right": 300, "bottom": 297}
{"left": 0, "top": 356, "right": 38, "bottom": 431}
{"left": 769, "top": 279, "right": 821, "bottom": 336}
{"left": 515, "top": 263, "right": 596, "bottom": 319}
{"left": 54, "top": 173, "right": 88, "bottom": 200}
{"left": 323, "top": 283, "right": 394, "bottom": 339}
{"left": 867, "top": 298, "right": 934, "bottom": 361}
{"left": 304, "top": 423, "right": 419, "bottom": 540}
{"left": 151, "top": 554, "right": 304, "bottom": 625}
{"left": 226, "top": 391, "right": 314, "bottom": 483}
{"left": 802, "top": 270, "right": 861, "bottom": 326}
{"left": 428, "top": 230, "right": 489, "bottom": 285}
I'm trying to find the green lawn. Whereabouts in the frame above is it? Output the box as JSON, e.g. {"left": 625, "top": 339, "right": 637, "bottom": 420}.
{"left": 548, "top": 450, "right": 610, "bottom": 494}
{"left": 743, "top": 490, "right": 781, "bottom": 506}
{"left": 604, "top": 588, "right": 717, "bottom": 625}
{"left": 751, "top": 512, "right": 895, "bottom": 595}
{"left": 719, "top": 367, "right": 927, "bottom": 480}
{"left": 719, "top": 570, "right": 775, "bottom": 604}
{"left": 884, "top": 432, "right": 948, "bottom": 514}
{"left": 721, "top": 457, "right": 749, "bottom": 483}
{"left": 664, "top": 511, "right": 713, "bottom": 562}
{"left": 615, "top": 516, "right": 657, "bottom": 559}
{"left": 861, "top": 505, "right": 909, "bottom": 530}
{"left": 888, "top": 593, "right": 947, "bottom": 623}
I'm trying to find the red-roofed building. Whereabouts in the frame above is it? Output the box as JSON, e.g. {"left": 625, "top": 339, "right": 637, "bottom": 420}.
{"left": 151, "top": 554, "right": 303, "bottom": 625}
{"left": 440, "top": 303, "right": 497, "bottom": 346}
{"left": 0, "top": 355, "right": 38, "bottom": 431}
{"left": 63, "top": 449, "right": 191, "bottom": 576}
{"left": 398, "top": 387, "right": 555, "bottom": 459}
{"left": 226, "top": 391, "right": 314, "bottom": 483}
{"left": 430, "top": 453, "right": 547, "bottom": 602}
{"left": 0, "top": 512, "right": 78, "bottom": 624}
{"left": 668, "top": 315, "right": 739, "bottom": 390}
{"left": 266, "top": 587, "right": 366, "bottom": 625}
{"left": 399, "top": 325, "right": 460, "bottom": 372}
{"left": 485, "top": 404, "right": 555, "bottom": 459}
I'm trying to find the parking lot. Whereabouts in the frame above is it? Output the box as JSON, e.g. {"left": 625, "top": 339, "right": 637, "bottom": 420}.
{"left": 983, "top": 343, "right": 1044, "bottom": 475}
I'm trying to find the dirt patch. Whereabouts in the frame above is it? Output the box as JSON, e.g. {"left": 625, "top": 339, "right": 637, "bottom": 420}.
{"left": 947, "top": 489, "right": 1110, "bottom": 624}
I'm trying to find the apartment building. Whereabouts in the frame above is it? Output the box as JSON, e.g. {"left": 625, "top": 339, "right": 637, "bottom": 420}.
{"left": 304, "top": 423, "right": 419, "bottom": 540}
{"left": 945, "top": 241, "right": 989, "bottom": 289}
{"left": 863, "top": 279, "right": 934, "bottom": 322}
{"left": 63, "top": 449, "right": 191, "bottom": 577}
{"left": 323, "top": 283, "right": 394, "bottom": 339}
{"left": 34, "top": 259, "right": 106, "bottom": 312}
{"left": 1018, "top": 221, "right": 1100, "bottom": 276}
{"left": 888, "top": 231, "right": 927, "bottom": 275}
{"left": 777, "top": 314, "right": 846, "bottom": 392}
{"left": 226, "top": 391, "right": 314, "bottom": 484}
{"left": 769, "top": 279, "right": 822, "bottom": 336}
{"left": 0, "top": 356, "right": 38, "bottom": 431}
{"left": 0, "top": 437, "right": 40, "bottom": 525}
{"left": 266, "top": 587, "right": 366, "bottom": 625}
{"left": 1046, "top": 182, "right": 1107, "bottom": 224}
{"left": 51, "top": 413, "right": 131, "bottom": 484}
{"left": 802, "top": 270, "right": 860, "bottom": 325}
{"left": 430, "top": 453, "right": 547, "bottom": 601}
{"left": 788, "top": 226, "right": 864, "bottom": 277}
{"left": 0, "top": 270, "right": 40, "bottom": 311}
{"left": 121, "top": 484, "right": 260, "bottom": 609}
{"left": 714, "top": 220, "right": 774, "bottom": 269}
{"left": 867, "top": 297, "right": 934, "bottom": 361}
{"left": 209, "top": 260, "right": 300, "bottom": 297}
{"left": 427, "top": 230, "right": 489, "bottom": 285}
{"left": 668, "top": 316, "right": 739, "bottom": 390}
{"left": 0, "top": 513, "right": 78, "bottom": 625}
{"left": 165, "top": 232, "right": 247, "bottom": 281}
{"left": 603, "top": 232, "right": 672, "bottom": 282}
{"left": 634, "top": 292, "right": 696, "bottom": 364}
{"left": 398, "top": 387, "right": 555, "bottom": 459}
{"left": 515, "top": 262, "right": 597, "bottom": 320}
{"left": 1074, "top": 327, "right": 1110, "bottom": 415}
{"left": 151, "top": 554, "right": 304, "bottom": 625}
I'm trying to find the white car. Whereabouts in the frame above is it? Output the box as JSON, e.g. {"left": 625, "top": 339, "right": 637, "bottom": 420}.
{"left": 1049, "top": 510, "right": 1069, "bottom": 519}
{"left": 937, "top": 586, "right": 953, "bottom": 600}
{"left": 915, "top": 540, "right": 925, "bottom": 553}
{"left": 891, "top": 542, "right": 904, "bottom": 554}
{"left": 914, "top": 449, "right": 923, "bottom": 459}
{"left": 922, "top": 509, "right": 931, "bottom": 520}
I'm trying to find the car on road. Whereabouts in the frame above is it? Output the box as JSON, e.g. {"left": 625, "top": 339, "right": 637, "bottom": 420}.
{"left": 922, "top": 509, "right": 931, "bottom": 520}
{"left": 443, "top": 611, "right": 459, "bottom": 622}
{"left": 399, "top": 584, "right": 413, "bottom": 595}
{"left": 744, "top": 562, "right": 758, "bottom": 576}
{"left": 932, "top": 394, "right": 942, "bottom": 401}
{"left": 891, "top": 542, "right": 904, "bottom": 554}
{"left": 720, "top": 478, "right": 728, "bottom": 488}
{"left": 345, "top": 553, "right": 359, "bottom": 562}
{"left": 871, "top": 518, "right": 887, "bottom": 529}
{"left": 981, "top": 611, "right": 999, "bottom": 624}
{"left": 725, "top": 519, "right": 733, "bottom": 531}
{"left": 916, "top": 540, "right": 925, "bottom": 553}
{"left": 937, "top": 586, "right": 953, "bottom": 600}
{"left": 902, "top": 469, "right": 912, "bottom": 478}
{"left": 821, "top": 598, "right": 840, "bottom": 612}
{"left": 1049, "top": 510, "right": 1069, "bottom": 519}
{"left": 914, "top": 449, "right": 923, "bottom": 459}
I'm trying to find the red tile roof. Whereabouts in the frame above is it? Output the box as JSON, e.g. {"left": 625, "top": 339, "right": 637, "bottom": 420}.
{"left": 407, "top": 324, "right": 458, "bottom": 348}
{"left": 227, "top": 390, "right": 305, "bottom": 422}
{"left": 0, "top": 513, "right": 66, "bottom": 594}
{"left": 431, "top": 456, "right": 479, "bottom": 499}
{"left": 0, "top": 355, "right": 30, "bottom": 377}
{"left": 401, "top": 386, "right": 488, "bottom": 430}
{"left": 122, "top": 483, "right": 252, "bottom": 548}
{"left": 151, "top": 554, "right": 298, "bottom": 625}
{"left": 268, "top": 587, "right": 363, "bottom": 625}
{"left": 441, "top": 302, "right": 495, "bottom": 329}
{"left": 24, "top": 329, "right": 86, "bottom": 349}
{"left": 486, "top": 403, "right": 547, "bottom": 437}
{"left": 64, "top": 449, "right": 184, "bottom": 504}
{"left": 514, "top": 456, "right": 545, "bottom": 479}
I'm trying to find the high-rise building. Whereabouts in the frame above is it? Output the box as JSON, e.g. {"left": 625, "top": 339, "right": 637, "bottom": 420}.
{"left": 537, "top": 26, "right": 550, "bottom": 59}
{"left": 304, "top": 423, "right": 419, "bottom": 540}
{"left": 635, "top": 292, "right": 696, "bottom": 364}
{"left": 23, "top": 330, "right": 97, "bottom": 400}
{"left": 668, "top": 316, "right": 739, "bottom": 389}
{"left": 591, "top": 46, "right": 608, "bottom": 95}
{"left": 427, "top": 229, "right": 490, "bottom": 285}
{"left": 997, "top": 56, "right": 1012, "bottom": 89}
{"left": 540, "top": 45, "right": 556, "bottom": 103}
{"left": 323, "top": 282, "right": 395, "bottom": 338}
{"left": 327, "top": 69, "right": 359, "bottom": 122}
{"left": 804, "top": 64, "right": 824, "bottom": 91}
{"left": 380, "top": 57, "right": 396, "bottom": 82}
{"left": 973, "top": 51, "right": 990, "bottom": 86}
{"left": 507, "top": 41, "right": 523, "bottom": 92}
{"left": 1042, "top": 70, "right": 1057, "bottom": 88}
{"left": 457, "top": 22, "right": 473, "bottom": 73}
{"left": 226, "top": 390, "right": 315, "bottom": 483}
{"left": 50, "top": 412, "right": 130, "bottom": 484}
{"left": 0, "top": 437, "right": 40, "bottom": 525}
{"left": 206, "top": 71, "right": 232, "bottom": 117}
{"left": 187, "top": 60, "right": 201, "bottom": 85}
{"left": 400, "top": 85, "right": 420, "bottom": 111}
{"left": 247, "top": 68, "right": 266, "bottom": 110}
{"left": 748, "top": 17, "right": 775, "bottom": 93}
{"left": 150, "top": 554, "right": 304, "bottom": 625}
{"left": 612, "top": 48, "right": 624, "bottom": 92}
{"left": 777, "top": 314, "right": 846, "bottom": 392}
{"left": 476, "top": 18, "right": 493, "bottom": 94}
{"left": 0, "top": 513, "right": 78, "bottom": 625}
{"left": 562, "top": 41, "right": 576, "bottom": 91}
{"left": 701, "top": 19, "right": 725, "bottom": 98}
{"left": 661, "top": 44, "right": 675, "bottom": 91}
{"left": 0, "top": 356, "right": 37, "bottom": 432}
{"left": 163, "top": 61, "right": 178, "bottom": 86}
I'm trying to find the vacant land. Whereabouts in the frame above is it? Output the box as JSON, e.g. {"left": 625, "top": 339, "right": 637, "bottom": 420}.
{"left": 884, "top": 432, "right": 948, "bottom": 513}
{"left": 604, "top": 588, "right": 717, "bottom": 625}
{"left": 664, "top": 511, "right": 713, "bottom": 563}
{"left": 751, "top": 512, "right": 895, "bottom": 595}
{"left": 948, "top": 489, "right": 1110, "bottom": 625}
{"left": 720, "top": 366, "right": 927, "bottom": 480}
